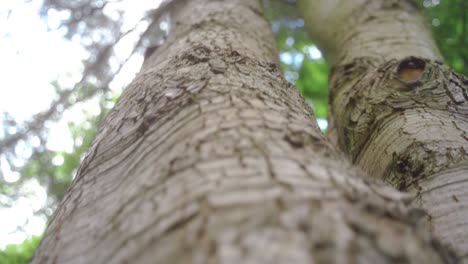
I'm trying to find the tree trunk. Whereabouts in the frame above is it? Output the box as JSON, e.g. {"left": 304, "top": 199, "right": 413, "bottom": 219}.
{"left": 299, "top": 0, "right": 468, "bottom": 260}
{"left": 33, "top": 0, "right": 456, "bottom": 263}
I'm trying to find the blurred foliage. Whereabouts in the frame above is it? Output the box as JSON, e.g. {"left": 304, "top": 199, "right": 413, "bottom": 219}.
{"left": 0, "top": 236, "right": 41, "bottom": 264}
{"left": 20, "top": 102, "right": 108, "bottom": 203}
{"left": 0, "top": 0, "right": 466, "bottom": 257}
{"left": 263, "top": 0, "right": 329, "bottom": 118}
{"left": 421, "top": 0, "right": 468, "bottom": 75}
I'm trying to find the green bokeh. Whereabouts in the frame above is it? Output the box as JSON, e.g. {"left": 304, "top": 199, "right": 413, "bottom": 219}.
{"left": 0, "top": 236, "right": 41, "bottom": 264}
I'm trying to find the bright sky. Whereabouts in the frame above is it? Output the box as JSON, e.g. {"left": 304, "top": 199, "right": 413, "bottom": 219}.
{"left": 0, "top": 0, "right": 81, "bottom": 247}
{"left": 0, "top": 0, "right": 162, "bottom": 248}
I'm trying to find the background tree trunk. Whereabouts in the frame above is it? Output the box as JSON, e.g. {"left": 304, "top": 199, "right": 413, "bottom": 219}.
{"left": 33, "top": 0, "right": 456, "bottom": 263}
{"left": 299, "top": 0, "right": 468, "bottom": 260}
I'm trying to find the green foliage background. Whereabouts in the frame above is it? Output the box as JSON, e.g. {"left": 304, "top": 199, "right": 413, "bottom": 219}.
{"left": 0, "top": 236, "right": 40, "bottom": 264}
{"left": 422, "top": 0, "right": 467, "bottom": 76}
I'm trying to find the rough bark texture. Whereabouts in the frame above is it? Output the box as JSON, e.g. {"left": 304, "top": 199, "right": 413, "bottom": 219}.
{"left": 33, "top": 0, "right": 456, "bottom": 263}
{"left": 299, "top": 0, "right": 468, "bottom": 261}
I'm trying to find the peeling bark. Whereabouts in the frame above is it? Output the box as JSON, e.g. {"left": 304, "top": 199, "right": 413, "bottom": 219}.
{"left": 299, "top": 0, "right": 468, "bottom": 260}
{"left": 33, "top": 0, "right": 456, "bottom": 263}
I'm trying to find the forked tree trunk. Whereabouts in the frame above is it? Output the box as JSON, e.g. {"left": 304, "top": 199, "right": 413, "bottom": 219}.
{"left": 299, "top": 0, "right": 468, "bottom": 260}
{"left": 33, "top": 0, "right": 456, "bottom": 263}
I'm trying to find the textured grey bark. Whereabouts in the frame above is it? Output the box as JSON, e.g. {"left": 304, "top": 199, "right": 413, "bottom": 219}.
{"left": 299, "top": 0, "right": 468, "bottom": 261}
{"left": 33, "top": 0, "right": 456, "bottom": 263}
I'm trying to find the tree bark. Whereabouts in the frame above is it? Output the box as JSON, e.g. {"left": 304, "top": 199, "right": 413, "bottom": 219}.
{"left": 33, "top": 0, "right": 456, "bottom": 263}
{"left": 299, "top": 0, "right": 468, "bottom": 260}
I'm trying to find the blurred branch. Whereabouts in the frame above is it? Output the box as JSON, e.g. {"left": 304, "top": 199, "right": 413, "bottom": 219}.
{"left": 0, "top": 16, "right": 149, "bottom": 155}
{"left": 0, "top": 82, "right": 101, "bottom": 155}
